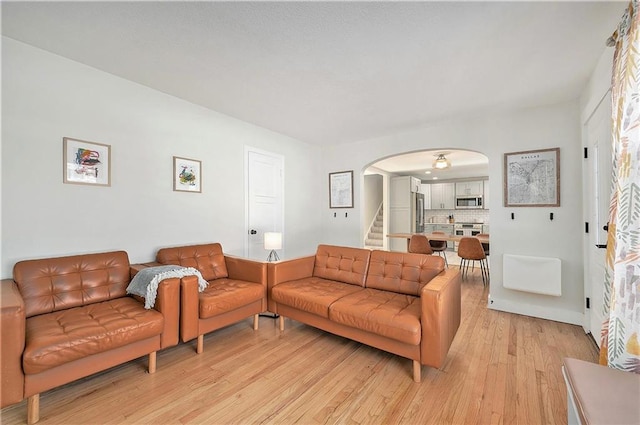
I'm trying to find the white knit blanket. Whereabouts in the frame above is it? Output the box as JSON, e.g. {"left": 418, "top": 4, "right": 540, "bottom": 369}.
{"left": 127, "top": 265, "right": 208, "bottom": 309}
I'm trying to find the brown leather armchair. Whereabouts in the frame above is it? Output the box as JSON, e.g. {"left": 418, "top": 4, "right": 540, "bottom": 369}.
{"left": 155, "top": 243, "right": 267, "bottom": 354}
{"left": 0, "top": 251, "right": 180, "bottom": 424}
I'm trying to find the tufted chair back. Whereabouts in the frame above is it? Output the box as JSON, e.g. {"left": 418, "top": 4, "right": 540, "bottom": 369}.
{"left": 13, "top": 251, "right": 130, "bottom": 318}
{"left": 156, "top": 243, "right": 228, "bottom": 281}
{"left": 366, "top": 250, "right": 444, "bottom": 296}
{"left": 313, "top": 244, "right": 371, "bottom": 287}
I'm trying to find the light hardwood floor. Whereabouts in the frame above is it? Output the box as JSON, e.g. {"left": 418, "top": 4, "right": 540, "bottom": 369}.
{"left": 1, "top": 268, "right": 598, "bottom": 425}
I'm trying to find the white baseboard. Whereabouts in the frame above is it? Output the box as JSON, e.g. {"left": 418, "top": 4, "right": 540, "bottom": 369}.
{"left": 487, "top": 295, "right": 584, "bottom": 326}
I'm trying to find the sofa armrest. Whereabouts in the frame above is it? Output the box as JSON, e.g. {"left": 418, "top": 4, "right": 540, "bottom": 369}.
{"left": 419, "top": 268, "right": 461, "bottom": 369}
{"left": 153, "top": 277, "right": 181, "bottom": 348}
{"left": 266, "top": 256, "right": 315, "bottom": 313}
{"left": 1, "top": 279, "right": 26, "bottom": 408}
{"left": 180, "top": 275, "right": 200, "bottom": 343}
{"left": 129, "top": 264, "right": 181, "bottom": 348}
{"left": 267, "top": 255, "right": 315, "bottom": 287}
{"left": 225, "top": 256, "right": 267, "bottom": 285}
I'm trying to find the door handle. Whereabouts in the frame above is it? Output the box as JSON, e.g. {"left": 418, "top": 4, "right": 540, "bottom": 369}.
{"left": 595, "top": 244, "right": 607, "bottom": 249}
{"left": 603, "top": 223, "right": 609, "bottom": 232}
{"left": 249, "top": 229, "right": 257, "bottom": 235}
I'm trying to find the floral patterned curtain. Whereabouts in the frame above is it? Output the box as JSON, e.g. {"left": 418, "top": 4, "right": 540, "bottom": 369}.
{"left": 599, "top": 0, "right": 640, "bottom": 373}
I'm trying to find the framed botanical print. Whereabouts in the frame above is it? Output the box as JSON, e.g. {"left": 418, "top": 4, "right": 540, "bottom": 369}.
{"left": 173, "top": 156, "right": 202, "bottom": 193}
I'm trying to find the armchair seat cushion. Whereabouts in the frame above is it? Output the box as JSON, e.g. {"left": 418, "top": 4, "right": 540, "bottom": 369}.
{"left": 199, "top": 279, "right": 264, "bottom": 319}
{"left": 271, "top": 277, "right": 362, "bottom": 318}
{"left": 329, "top": 289, "right": 421, "bottom": 345}
{"left": 23, "top": 297, "right": 164, "bottom": 374}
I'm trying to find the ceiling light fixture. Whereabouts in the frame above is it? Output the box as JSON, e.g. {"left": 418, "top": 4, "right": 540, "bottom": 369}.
{"left": 424, "top": 170, "right": 432, "bottom": 175}
{"left": 433, "top": 154, "right": 451, "bottom": 170}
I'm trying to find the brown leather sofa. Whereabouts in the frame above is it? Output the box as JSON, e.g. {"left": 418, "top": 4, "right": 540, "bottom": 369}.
{"left": 0, "top": 251, "right": 180, "bottom": 424}
{"left": 155, "top": 243, "right": 267, "bottom": 353}
{"left": 268, "top": 244, "right": 461, "bottom": 382}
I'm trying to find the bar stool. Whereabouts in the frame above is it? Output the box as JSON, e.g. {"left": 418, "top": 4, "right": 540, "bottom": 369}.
{"left": 408, "top": 234, "right": 433, "bottom": 255}
{"left": 457, "top": 237, "right": 489, "bottom": 285}
{"left": 429, "top": 231, "right": 449, "bottom": 268}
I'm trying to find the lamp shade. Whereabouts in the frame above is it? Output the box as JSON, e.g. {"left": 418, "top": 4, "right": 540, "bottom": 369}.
{"left": 264, "top": 232, "right": 282, "bottom": 250}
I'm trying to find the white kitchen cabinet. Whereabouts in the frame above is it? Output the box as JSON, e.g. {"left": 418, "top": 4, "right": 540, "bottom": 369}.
{"left": 455, "top": 181, "right": 484, "bottom": 196}
{"left": 430, "top": 183, "right": 455, "bottom": 209}
{"left": 421, "top": 184, "right": 432, "bottom": 209}
{"left": 483, "top": 180, "right": 490, "bottom": 209}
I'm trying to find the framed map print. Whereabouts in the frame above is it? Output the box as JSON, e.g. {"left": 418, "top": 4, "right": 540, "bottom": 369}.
{"left": 504, "top": 148, "right": 560, "bottom": 207}
{"left": 329, "top": 170, "right": 353, "bottom": 208}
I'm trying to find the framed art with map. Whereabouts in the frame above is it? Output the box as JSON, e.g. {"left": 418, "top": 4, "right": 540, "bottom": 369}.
{"left": 504, "top": 148, "right": 560, "bottom": 207}
{"left": 329, "top": 170, "right": 354, "bottom": 208}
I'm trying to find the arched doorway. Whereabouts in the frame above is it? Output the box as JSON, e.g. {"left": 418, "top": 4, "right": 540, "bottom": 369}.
{"left": 363, "top": 149, "right": 489, "bottom": 265}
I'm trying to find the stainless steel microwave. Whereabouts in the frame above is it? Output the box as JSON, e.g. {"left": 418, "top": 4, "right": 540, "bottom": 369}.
{"left": 455, "top": 196, "right": 483, "bottom": 209}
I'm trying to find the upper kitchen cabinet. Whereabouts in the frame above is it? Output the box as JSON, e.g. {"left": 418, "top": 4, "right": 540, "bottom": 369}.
{"left": 421, "top": 184, "right": 432, "bottom": 209}
{"left": 455, "top": 180, "right": 484, "bottom": 196}
{"left": 430, "top": 183, "right": 455, "bottom": 209}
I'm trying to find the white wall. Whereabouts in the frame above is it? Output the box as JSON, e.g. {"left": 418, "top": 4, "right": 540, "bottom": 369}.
{"left": 321, "top": 101, "right": 586, "bottom": 325}
{"left": 1, "top": 37, "right": 323, "bottom": 277}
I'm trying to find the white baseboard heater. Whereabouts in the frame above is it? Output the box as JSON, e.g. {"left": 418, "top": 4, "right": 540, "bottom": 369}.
{"left": 503, "top": 254, "right": 561, "bottom": 296}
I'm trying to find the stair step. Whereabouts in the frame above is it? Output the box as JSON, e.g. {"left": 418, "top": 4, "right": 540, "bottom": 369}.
{"left": 368, "top": 233, "right": 383, "bottom": 240}
{"left": 365, "top": 239, "right": 383, "bottom": 247}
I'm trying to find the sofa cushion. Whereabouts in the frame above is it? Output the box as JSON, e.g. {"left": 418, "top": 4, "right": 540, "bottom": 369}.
{"left": 313, "top": 245, "right": 371, "bottom": 287}
{"left": 156, "top": 243, "right": 228, "bottom": 281}
{"left": 329, "top": 288, "right": 421, "bottom": 345}
{"left": 271, "top": 277, "right": 363, "bottom": 318}
{"left": 23, "top": 297, "right": 164, "bottom": 374}
{"left": 199, "top": 279, "right": 264, "bottom": 319}
{"left": 14, "top": 251, "right": 131, "bottom": 318}
{"left": 365, "top": 250, "right": 444, "bottom": 296}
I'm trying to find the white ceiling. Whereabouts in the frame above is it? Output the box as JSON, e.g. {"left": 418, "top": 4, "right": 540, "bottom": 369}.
{"left": 368, "top": 149, "right": 488, "bottom": 181}
{"left": 1, "top": 1, "right": 624, "bottom": 150}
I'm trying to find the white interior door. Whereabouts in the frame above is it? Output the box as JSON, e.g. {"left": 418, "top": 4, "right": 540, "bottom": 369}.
{"left": 584, "top": 92, "right": 612, "bottom": 345}
{"left": 245, "top": 148, "right": 284, "bottom": 261}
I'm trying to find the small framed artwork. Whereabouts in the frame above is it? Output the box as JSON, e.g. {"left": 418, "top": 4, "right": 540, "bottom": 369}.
{"left": 63, "top": 137, "right": 111, "bottom": 186}
{"left": 329, "top": 170, "right": 354, "bottom": 208}
{"left": 504, "top": 147, "right": 560, "bottom": 207}
{"left": 173, "top": 156, "right": 202, "bottom": 193}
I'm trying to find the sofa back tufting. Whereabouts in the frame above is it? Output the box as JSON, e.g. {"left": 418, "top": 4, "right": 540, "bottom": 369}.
{"left": 13, "top": 251, "right": 131, "bottom": 318}
{"left": 313, "top": 245, "right": 371, "bottom": 287}
{"left": 365, "top": 250, "right": 445, "bottom": 296}
{"left": 156, "top": 243, "right": 228, "bottom": 281}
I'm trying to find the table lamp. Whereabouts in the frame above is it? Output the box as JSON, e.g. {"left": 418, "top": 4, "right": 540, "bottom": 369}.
{"left": 264, "top": 232, "right": 282, "bottom": 262}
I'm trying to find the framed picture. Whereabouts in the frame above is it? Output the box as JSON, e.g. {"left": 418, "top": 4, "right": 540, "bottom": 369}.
{"left": 329, "top": 170, "right": 354, "bottom": 208}
{"left": 63, "top": 137, "right": 111, "bottom": 186}
{"left": 173, "top": 156, "right": 202, "bottom": 193}
{"left": 504, "top": 147, "right": 560, "bottom": 207}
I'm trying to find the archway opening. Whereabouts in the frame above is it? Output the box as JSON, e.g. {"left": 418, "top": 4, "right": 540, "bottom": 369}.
{"left": 363, "top": 149, "right": 489, "bottom": 266}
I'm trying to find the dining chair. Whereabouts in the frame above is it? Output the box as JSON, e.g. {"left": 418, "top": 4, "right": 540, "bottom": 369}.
{"left": 408, "top": 234, "right": 433, "bottom": 255}
{"left": 457, "top": 237, "right": 489, "bottom": 285}
{"left": 429, "top": 231, "right": 449, "bottom": 268}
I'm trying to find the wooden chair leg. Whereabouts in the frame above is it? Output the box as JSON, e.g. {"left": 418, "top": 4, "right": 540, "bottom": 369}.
{"left": 279, "top": 315, "right": 285, "bottom": 331}
{"left": 148, "top": 351, "right": 156, "bottom": 374}
{"left": 253, "top": 314, "right": 259, "bottom": 330}
{"left": 27, "top": 394, "right": 39, "bottom": 425}
{"left": 197, "top": 334, "right": 204, "bottom": 354}
{"left": 413, "top": 360, "right": 421, "bottom": 383}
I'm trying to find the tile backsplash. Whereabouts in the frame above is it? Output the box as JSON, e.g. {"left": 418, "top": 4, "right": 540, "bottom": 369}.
{"left": 425, "top": 209, "right": 489, "bottom": 224}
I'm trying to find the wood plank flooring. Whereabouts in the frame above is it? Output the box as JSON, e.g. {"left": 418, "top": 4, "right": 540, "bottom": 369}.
{"left": 0, "top": 268, "right": 598, "bottom": 425}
